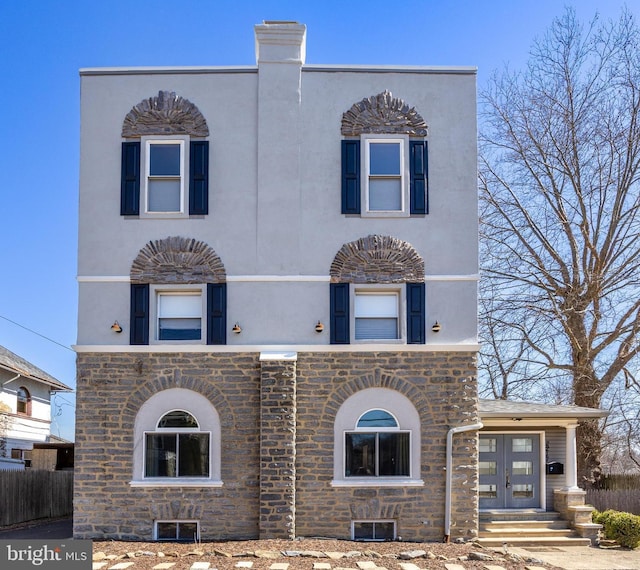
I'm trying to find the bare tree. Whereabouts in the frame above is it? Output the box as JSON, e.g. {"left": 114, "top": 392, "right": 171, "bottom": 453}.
{"left": 479, "top": 8, "right": 640, "bottom": 484}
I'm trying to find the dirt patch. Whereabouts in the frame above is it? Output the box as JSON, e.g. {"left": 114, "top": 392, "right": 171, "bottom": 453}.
{"left": 92, "top": 538, "right": 561, "bottom": 569}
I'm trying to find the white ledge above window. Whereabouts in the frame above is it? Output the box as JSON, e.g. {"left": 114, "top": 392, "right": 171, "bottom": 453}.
{"left": 129, "top": 479, "right": 223, "bottom": 488}
{"left": 331, "top": 478, "right": 424, "bottom": 488}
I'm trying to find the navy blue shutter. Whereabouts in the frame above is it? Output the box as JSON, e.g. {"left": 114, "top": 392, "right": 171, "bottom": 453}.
{"left": 330, "top": 283, "right": 350, "bottom": 344}
{"left": 189, "top": 141, "right": 209, "bottom": 215}
{"left": 409, "top": 140, "right": 428, "bottom": 214}
{"left": 341, "top": 140, "right": 361, "bottom": 214}
{"left": 207, "top": 283, "right": 226, "bottom": 345}
{"left": 130, "top": 284, "right": 149, "bottom": 345}
{"left": 121, "top": 142, "right": 140, "bottom": 215}
{"left": 406, "top": 282, "right": 426, "bottom": 344}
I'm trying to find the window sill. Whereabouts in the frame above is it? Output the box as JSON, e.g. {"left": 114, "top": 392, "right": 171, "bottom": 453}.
{"left": 331, "top": 479, "right": 424, "bottom": 488}
{"left": 129, "top": 479, "right": 223, "bottom": 488}
{"left": 361, "top": 211, "right": 410, "bottom": 218}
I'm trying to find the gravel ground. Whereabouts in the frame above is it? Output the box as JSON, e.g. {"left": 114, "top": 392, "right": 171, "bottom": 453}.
{"left": 92, "top": 538, "right": 562, "bottom": 570}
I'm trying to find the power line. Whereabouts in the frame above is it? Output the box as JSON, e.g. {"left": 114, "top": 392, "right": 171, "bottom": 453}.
{"left": 0, "top": 314, "right": 74, "bottom": 353}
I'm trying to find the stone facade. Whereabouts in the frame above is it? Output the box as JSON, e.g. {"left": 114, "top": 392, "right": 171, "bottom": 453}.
{"left": 74, "top": 350, "right": 478, "bottom": 541}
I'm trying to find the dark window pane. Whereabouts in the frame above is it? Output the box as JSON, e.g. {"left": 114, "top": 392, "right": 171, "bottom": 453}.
{"left": 177, "top": 522, "right": 199, "bottom": 541}
{"left": 370, "top": 143, "right": 400, "bottom": 175}
{"left": 353, "top": 522, "right": 373, "bottom": 540}
{"left": 150, "top": 144, "right": 180, "bottom": 175}
{"left": 357, "top": 410, "right": 397, "bottom": 428}
{"left": 159, "top": 317, "right": 201, "bottom": 340}
{"left": 158, "top": 411, "right": 199, "bottom": 429}
{"left": 345, "top": 433, "right": 376, "bottom": 476}
{"left": 145, "top": 434, "right": 177, "bottom": 477}
{"left": 374, "top": 522, "right": 395, "bottom": 540}
{"left": 379, "top": 432, "right": 410, "bottom": 476}
{"left": 157, "top": 522, "right": 177, "bottom": 540}
{"left": 178, "top": 433, "right": 210, "bottom": 477}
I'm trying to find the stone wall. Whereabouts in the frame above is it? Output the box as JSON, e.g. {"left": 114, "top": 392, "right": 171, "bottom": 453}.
{"left": 295, "top": 352, "right": 478, "bottom": 541}
{"left": 74, "top": 352, "right": 262, "bottom": 540}
{"left": 74, "top": 350, "right": 478, "bottom": 541}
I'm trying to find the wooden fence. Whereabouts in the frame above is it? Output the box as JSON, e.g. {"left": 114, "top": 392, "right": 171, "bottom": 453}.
{"left": 0, "top": 469, "right": 73, "bottom": 527}
{"left": 586, "top": 473, "right": 640, "bottom": 515}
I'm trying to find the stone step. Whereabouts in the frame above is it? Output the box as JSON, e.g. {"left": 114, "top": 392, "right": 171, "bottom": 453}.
{"left": 480, "top": 519, "right": 570, "bottom": 531}
{"left": 479, "top": 510, "right": 562, "bottom": 522}
{"left": 476, "top": 535, "right": 592, "bottom": 548}
{"left": 479, "top": 527, "right": 576, "bottom": 538}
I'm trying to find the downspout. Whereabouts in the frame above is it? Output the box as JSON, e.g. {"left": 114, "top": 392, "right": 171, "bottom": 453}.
{"left": 444, "top": 421, "right": 483, "bottom": 543}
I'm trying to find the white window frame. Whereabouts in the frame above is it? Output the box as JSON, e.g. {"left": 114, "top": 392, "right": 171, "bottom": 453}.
{"left": 141, "top": 136, "right": 189, "bottom": 218}
{"left": 351, "top": 519, "right": 396, "bottom": 541}
{"left": 154, "top": 520, "right": 200, "bottom": 542}
{"left": 345, "top": 409, "right": 411, "bottom": 478}
{"left": 143, "top": 410, "right": 211, "bottom": 479}
{"left": 150, "top": 285, "right": 206, "bottom": 345}
{"left": 362, "top": 134, "right": 410, "bottom": 217}
{"left": 131, "top": 388, "right": 222, "bottom": 488}
{"left": 351, "top": 284, "right": 405, "bottom": 344}
{"left": 332, "top": 388, "right": 423, "bottom": 487}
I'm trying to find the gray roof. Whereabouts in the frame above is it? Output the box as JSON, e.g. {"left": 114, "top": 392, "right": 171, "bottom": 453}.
{"left": 0, "top": 345, "right": 72, "bottom": 392}
{"left": 479, "top": 398, "right": 607, "bottom": 419}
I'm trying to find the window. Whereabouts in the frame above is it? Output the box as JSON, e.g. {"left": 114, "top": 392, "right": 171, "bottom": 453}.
{"left": 332, "top": 388, "right": 422, "bottom": 487}
{"left": 145, "top": 410, "right": 209, "bottom": 478}
{"left": 157, "top": 291, "right": 203, "bottom": 341}
{"left": 345, "top": 409, "right": 410, "bottom": 477}
{"left": 366, "top": 140, "right": 403, "bottom": 212}
{"left": 341, "top": 138, "right": 427, "bottom": 216}
{"left": 16, "top": 387, "right": 31, "bottom": 416}
{"left": 131, "top": 388, "right": 222, "bottom": 487}
{"left": 330, "top": 283, "right": 425, "bottom": 345}
{"left": 352, "top": 521, "right": 396, "bottom": 541}
{"left": 155, "top": 521, "right": 199, "bottom": 542}
{"left": 121, "top": 139, "right": 209, "bottom": 216}
{"left": 146, "top": 141, "right": 184, "bottom": 213}
{"left": 354, "top": 291, "right": 399, "bottom": 340}
{"left": 130, "top": 283, "right": 226, "bottom": 346}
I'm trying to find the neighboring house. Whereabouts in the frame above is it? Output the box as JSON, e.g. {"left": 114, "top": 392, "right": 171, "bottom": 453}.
{"left": 74, "top": 21, "right": 604, "bottom": 544}
{"left": 0, "top": 345, "right": 73, "bottom": 469}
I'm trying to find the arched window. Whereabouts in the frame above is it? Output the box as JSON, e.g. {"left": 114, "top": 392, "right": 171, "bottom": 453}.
{"left": 332, "top": 388, "right": 423, "bottom": 486}
{"left": 345, "top": 409, "right": 410, "bottom": 477}
{"left": 16, "top": 387, "right": 31, "bottom": 416}
{"left": 131, "top": 388, "right": 222, "bottom": 487}
{"left": 145, "top": 410, "right": 209, "bottom": 478}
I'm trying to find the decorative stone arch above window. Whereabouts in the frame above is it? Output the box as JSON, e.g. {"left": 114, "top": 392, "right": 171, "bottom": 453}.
{"left": 122, "top": 90, "right": 209, "bottom": 138}
{"left": 330, "top": 235, "right": 424, "bottom": 283}
{"left": 130, "top": 236, "right": 226, "bottom": 284}
{"left": 341, "top": 91, "right": 428, "bottom": 136}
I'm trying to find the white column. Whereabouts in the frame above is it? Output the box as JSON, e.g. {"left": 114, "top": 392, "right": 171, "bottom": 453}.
{"left": 565, "top": 423, "right": 580, "bottom": 490}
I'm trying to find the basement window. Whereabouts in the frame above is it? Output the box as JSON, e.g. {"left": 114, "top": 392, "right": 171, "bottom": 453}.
{"left": 351, "top": 520, "right": 396, "bottom": 541}
{"left": 155, "top": 520, "right": 200, "bottom": 542}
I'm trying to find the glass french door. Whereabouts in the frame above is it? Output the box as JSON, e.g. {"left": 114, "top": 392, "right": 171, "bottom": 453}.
{"left": 479, "top": 433, "right": 540, "bottom": 509}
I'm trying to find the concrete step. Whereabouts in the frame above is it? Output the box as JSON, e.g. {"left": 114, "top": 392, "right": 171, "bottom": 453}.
{"left": 480, "top": 520, "right": 570, "bottom": 531}
{"left": 476, "top": 535, "right": 592, "bottom": 548}
{"left": 479, "top": 527, "right": 576, "bottom": 538}
{"left": 479, "top": 510, "right": 562, "bottom": 522}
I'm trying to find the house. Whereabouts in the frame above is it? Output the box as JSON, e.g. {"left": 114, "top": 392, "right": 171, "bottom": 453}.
{"left": 74, "top": 21, "right": 603, "bottom": 543}
{"left": 0, "top": 345, "right": 73, "bottom": 469}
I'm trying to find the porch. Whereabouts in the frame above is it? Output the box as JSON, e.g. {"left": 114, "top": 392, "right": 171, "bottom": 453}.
{"left": 477, "top": 399, "right": 607, "bottom": 546}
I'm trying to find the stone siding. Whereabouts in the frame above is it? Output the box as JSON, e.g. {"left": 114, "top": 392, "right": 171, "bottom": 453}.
{"left": 295, "top": 352, "right": 478, "bottom": 541}
{"left": 74, "top": 350, "right": 478, "bottom": 542}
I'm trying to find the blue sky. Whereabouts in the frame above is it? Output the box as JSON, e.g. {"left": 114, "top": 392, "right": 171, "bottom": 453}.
{"left": 0, "top": 0, "right": 637, "bottom": 442}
